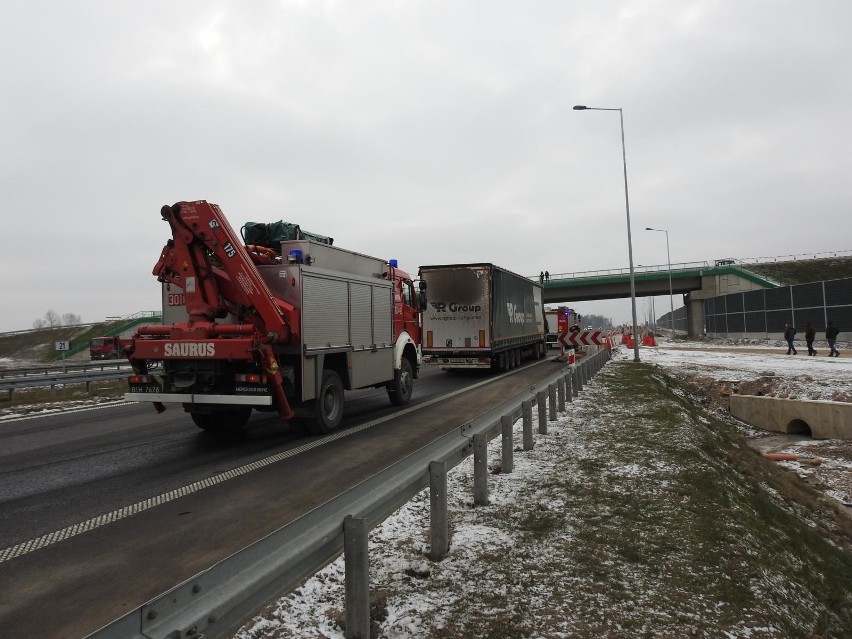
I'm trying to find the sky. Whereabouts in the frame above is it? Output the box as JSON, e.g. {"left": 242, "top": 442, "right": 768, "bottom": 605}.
{"left": 2, "top": 1, "right": 851, "bottom": 333}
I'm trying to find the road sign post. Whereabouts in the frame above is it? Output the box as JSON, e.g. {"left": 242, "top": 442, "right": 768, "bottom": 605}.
{"left": 55, "top": 340, "right": 71, "bottom": 372}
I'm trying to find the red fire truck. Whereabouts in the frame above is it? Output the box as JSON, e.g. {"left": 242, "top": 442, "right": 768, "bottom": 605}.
{"left": 123, "top": 200, "right": 423, "bottom": 434}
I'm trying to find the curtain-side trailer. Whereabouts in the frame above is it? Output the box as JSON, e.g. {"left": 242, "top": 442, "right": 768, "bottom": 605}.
{"left": 419, "top": 263, "right": 545, "bottom": 370}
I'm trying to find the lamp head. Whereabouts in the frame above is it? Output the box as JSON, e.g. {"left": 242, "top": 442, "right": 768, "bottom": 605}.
{"left": 572, "top": 105, "right": 588, "bottom": 110}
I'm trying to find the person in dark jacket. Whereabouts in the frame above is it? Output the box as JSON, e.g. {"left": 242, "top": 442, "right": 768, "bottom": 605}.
{"left": 826, "top": 321, "right": 840, "bottom": 357}
{"left": 783, "top": 323, "right": 798, "bottom": 355}
{"left": 805, "top": 322, "right": 817, "bottom": 356}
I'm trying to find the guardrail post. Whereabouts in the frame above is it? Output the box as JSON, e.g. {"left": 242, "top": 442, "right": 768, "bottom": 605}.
{"left": 473, "top": 433, "right": 488, "bottom": 506}
{"left": 536, "top": 390, "right": 547, "bottom": 434}
{"left": 522, "top": 399, "right": 533, "bottom": 450}
{"left": 576, "top": 366, "right": 584, "bottom": 393}
{"left": 344, "top": 515, "right": 370, "bottom": 639}
{"left": 548, "top": 383, "right": 557, "bottom": 422}
{"left": 501, "top": 415, "right": 513, "bottom": 474}
{"left": 557, "top": 376, "right": 565, "bottom": 412}
{"left": 565, "top": 370, "right": 573, "bottom": 403}
{"left": 429, "top": 461, "right": 448, "bottom": 561}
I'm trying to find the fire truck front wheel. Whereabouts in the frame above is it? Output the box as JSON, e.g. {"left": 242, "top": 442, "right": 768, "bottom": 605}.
{"left": 191, "top": 407, "right": 252, "bottom": 432}
{"left": 387, "top": 358, "right": 414, "bottom": 406}
{"left": 307, "top": 370, "right": 344, "bottom": 435}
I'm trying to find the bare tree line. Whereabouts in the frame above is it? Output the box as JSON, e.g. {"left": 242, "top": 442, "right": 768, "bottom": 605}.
{"left": 32, "top": 310, "right": 82, "bottom": 329}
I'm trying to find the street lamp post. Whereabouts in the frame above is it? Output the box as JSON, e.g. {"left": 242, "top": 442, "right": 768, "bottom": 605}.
{"left": 646, "top": 227, "right": 675, "bottom": 336}
{"left": 573, "top": 105, "right": 640, "bottom": 362}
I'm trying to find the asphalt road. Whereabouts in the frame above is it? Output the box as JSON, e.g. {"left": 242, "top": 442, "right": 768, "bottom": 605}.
{"left": 0, "top": 357, "right": 565, "bottom": 638}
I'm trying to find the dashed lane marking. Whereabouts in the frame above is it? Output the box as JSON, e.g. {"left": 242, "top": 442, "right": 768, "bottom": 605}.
{"left": 1, "top": 364, "right": 540, "bottom": 563}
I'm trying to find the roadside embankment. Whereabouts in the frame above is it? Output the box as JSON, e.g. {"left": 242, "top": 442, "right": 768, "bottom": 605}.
{"left": 237, "top": 361, "right": 852, "bottom": 638}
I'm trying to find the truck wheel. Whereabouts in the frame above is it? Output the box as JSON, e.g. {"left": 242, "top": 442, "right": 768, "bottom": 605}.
{"left": 388, "top": 358, "right": 414, "bottom": 406}
{"left": 307, "top": 370, "right": 344, "bottom": 435}
{"left": 497, "top": 352, "right": 507, "bottom": 371}
{"left": 192, "top": 407, "right": 252, "bottom": 432}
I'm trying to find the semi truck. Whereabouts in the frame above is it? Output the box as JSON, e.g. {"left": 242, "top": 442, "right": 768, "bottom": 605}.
{"left": 418, "top": 263, "right": 545, "bottom": 371}
{"left": 122, "top": 200, "right": 423, "bottom": 434}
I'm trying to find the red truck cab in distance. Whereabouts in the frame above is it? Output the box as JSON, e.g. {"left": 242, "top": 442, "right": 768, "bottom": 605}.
{"left": 90, "top": 336, "right": 121, "bottom": 360}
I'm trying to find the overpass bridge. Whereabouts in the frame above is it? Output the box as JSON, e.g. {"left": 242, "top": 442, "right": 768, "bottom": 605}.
{"left": 536, "top": 262, "right": 780, "bottom": 337}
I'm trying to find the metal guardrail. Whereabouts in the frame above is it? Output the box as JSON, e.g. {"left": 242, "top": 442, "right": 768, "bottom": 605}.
{"left": 0, "top": 368, "right": 132, "bottom": 400}
{"left": 87, "top": 348, "right": 612, "bottom": 639}
{"left": 0, "top": 361, "right": 130, "bottom": 379}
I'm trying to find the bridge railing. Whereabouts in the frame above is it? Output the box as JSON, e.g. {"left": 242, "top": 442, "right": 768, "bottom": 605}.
{"left": 531, "top": 261, "right": 711, "bottom": 283}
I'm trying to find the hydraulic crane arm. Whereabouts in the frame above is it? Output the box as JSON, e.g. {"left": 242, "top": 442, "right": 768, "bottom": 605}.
{"left": 133, "top": 200, "right": 298, "bottom": 421}
{"left": 153, "top": 200, "right": 299, "bottom": 343}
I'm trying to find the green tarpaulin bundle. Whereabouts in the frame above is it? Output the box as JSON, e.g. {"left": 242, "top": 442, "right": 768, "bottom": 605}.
{"left": 241, "top": 221, "right": 333, "bottom": 251}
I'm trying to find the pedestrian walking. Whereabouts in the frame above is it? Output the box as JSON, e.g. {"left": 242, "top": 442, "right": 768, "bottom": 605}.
{"left": 805, "top": 322, "right": 817, "bottom": 356}
{"left": 826, "top": 320, "right": 840, "bottom": 357}
{"left": 783, "top": 323, "right": 798, "bottom": 355}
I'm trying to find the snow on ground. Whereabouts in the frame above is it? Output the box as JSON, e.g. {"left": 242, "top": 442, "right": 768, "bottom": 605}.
{"left": 638, "top": 337, "right": 852, "bottom": 509}
{"left": 638, "top": 337, "right": 851, "bottom": 402}
{"left": 3, "top": 341, "right": 850, "bottom": 636}
{"left": 233, "top": 337, "right": 852, "bottom": 639}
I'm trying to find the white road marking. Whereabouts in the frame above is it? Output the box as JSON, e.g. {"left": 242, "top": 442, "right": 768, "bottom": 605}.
{"left": 1, "top": 363, "right": 547, "bottom": 563}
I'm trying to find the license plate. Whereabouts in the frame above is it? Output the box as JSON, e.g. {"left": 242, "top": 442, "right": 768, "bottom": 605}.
{"left": 129, "top": 384, "right": 161, "bottom": 393}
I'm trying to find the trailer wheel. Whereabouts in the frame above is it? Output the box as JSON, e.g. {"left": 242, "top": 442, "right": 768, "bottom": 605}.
{"left": 307, "top": 370, "right": 344, "bottom": 435}
{"left": 496, "top": 352, "right": 506, "bottom": 371}
{"left": 388, "top": 358, "right": 414, "bottom": 406}
{"left": 192, "top": 407, "right": 252, "bottom": 432}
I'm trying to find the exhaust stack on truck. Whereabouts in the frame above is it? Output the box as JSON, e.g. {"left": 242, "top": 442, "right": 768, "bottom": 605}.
{"left": 418, "top": 263, "right": 545, "bottom": 371}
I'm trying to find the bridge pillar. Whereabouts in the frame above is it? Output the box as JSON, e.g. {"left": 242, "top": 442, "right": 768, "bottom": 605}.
{"left": 684, "top": 293, "right": 706, "bottom": 338}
